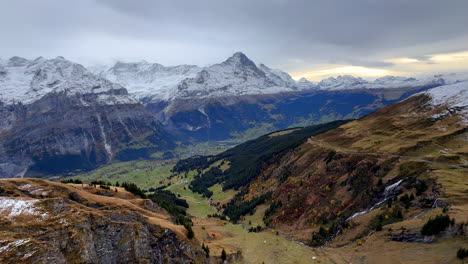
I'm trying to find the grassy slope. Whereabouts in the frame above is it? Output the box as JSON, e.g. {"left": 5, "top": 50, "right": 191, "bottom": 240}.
{"left": 71, "top": 160, "right": 175, "bottom": 190}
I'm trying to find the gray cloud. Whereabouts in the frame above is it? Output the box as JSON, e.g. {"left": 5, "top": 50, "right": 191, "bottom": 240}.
{"left": 0, "top": 0, "right": 467, "bottom": 73}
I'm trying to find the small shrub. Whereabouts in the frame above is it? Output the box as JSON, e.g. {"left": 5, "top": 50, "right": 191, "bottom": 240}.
{"left": 421, "top": 214, "right": 452, "bottom": 236}
{"left": 457, "top": 248, "right": 468, "bottom": 259}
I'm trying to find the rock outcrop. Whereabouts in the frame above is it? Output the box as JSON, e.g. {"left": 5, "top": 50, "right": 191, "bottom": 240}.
{"left": 0, "top": 178, "right": 206, "bottom": 263}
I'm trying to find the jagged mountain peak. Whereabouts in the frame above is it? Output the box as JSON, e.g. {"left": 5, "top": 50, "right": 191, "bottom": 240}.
{"left": 222, "top": 51, "right": 259, "bottom": 71}
{"left": 226, "top": 51, "right": 250, "bottom": 62}
{"left": 174, "top": 52, "right": 300, "bottom": 99}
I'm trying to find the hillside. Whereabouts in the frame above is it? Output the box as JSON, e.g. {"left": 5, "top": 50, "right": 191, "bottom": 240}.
{"left": 0, "top": 178, "right": 205, "bottom": 263}
{"left": 172, "top": 82, "right": 468, "bottom": 263}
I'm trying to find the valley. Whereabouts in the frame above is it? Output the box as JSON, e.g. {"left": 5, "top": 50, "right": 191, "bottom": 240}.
{"left": 2, "top": 2, "right": 468, "bottom": 263}
{"left": 0, "top": 53, "right": 467, "bottom": 264}
{"left": 63, "top": 82, "right": 468, "bottom": 263}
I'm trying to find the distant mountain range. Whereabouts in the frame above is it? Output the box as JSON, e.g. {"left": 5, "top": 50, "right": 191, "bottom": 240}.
{"left": 95, "top": 52, "right": 468, "bottom": 101}
{"left": 0, "top": 52, "right": 467, "bottom": 177}
{"left": 94, "top": 52, "right": 468, "bottom": 141}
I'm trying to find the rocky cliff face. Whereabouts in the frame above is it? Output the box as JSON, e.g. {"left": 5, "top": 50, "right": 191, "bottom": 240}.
{"left": 0, "top": 57, "right": 174, "bottom": 178}
{"left": 0, "top": 178, "right": 206, "bottom": 263}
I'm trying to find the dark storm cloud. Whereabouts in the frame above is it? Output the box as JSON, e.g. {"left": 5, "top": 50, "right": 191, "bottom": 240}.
{"left": 0, "top": 0, "right": 467, "bottom": 72}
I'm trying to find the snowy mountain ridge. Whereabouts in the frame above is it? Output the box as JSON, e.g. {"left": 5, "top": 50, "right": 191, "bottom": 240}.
{"left": 420, "top": 81, "right": 468, "bottom": 124}
{"left": 315, "top": 72, "right": 468, "bottom": 91}
{"left": 98, "top": 52, "right": 300, "bottom": 101}
{"left": 173, "top": 52, "right": 298, "bottom": 99}
{"left": 99, "top": 60, "right": 202, "bottom": 101}
{"left": 0, "top": 56, "right": 136, "bottom": 105}
{"left": 2, "top": 53, "right": 468, "bottom": 105}
{"left": 95, "top": 52, "right": 468, "bottom": 102}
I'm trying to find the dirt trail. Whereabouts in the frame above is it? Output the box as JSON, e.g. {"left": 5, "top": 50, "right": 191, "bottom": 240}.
{"left": 307, "top": 137, "right": 468, "bottom": 169}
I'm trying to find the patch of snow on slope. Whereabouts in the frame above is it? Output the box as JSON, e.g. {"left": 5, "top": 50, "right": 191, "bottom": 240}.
{"left": 0, "top": 197, "right": 46, "bottom": 218}
{"left": 0, "top": 239, "right": 30, "bottom": 254}
{"left": 423, "top": 81, "right": 468, "bottom": 124}
{"left": 425, "top": 81, "right": 468, "bottom": 108}
{"left": 18, "top": 184, "right": 49, "bottom": 196}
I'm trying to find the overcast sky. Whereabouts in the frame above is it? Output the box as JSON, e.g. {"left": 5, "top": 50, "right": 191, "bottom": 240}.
{"left": 1, "top": 0, "right": 468, "bottom": 80}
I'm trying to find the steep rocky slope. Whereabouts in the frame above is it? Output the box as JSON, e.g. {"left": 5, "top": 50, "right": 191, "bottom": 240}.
{"left": 0, "top": 178, "right": 205, "bottom": 264}
{"left": 0, "top": 57, "right": 174, "bottom": 178}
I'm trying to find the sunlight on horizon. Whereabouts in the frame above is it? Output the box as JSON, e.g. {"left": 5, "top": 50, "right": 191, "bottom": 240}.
{"left": 292, "top": 50, "right": 468, "bottom": 81}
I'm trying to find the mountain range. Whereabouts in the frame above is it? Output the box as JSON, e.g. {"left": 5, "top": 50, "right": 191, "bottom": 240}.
{"left": 1, "top": 52, "right": 467, "bottom": 177}
{"left": 95, "top": 52, "right": 468, "bottom": 101}
{"left": 0, "top": 55, "right": 467, "bottom": 263}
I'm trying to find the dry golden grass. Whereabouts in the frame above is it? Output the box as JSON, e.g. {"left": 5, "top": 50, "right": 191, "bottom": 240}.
{"left": 0, "top": 178, "right": 189, "bottom": 239}
{"left": 268, "top": 128, "right": 300, "bottom": 138}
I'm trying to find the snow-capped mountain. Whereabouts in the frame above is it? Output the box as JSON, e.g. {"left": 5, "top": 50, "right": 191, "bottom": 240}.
{"left": 318, "top": 75, "right": 368, "bottom": 90}
{"left": 94, "top": 52, "right": 468, "bottom": 102}
{"left": 295, "top": 77, "right": 317, "bottom": 89}
{"left": 99, "top": 61, "right": 202, "bottom": 101}
{"left": 316, "top": 75, "right": 425, "bottom": 90}
{"left": 0, "top": 56, "right": 173, "bottom": 178}
{"left": 421, "top": 81, "right": 468, "bottom": 124}
{"left": 315, "top": 73, "right": 468, "bottom": 91}
{"left": 0, "top": 56, "right": 136, "bottom": 106}
{"left": 97, "top": 52, "right": 301, "bottom": 102}
{"left": 174, "top": 52, "right": 297, "bottom": 99}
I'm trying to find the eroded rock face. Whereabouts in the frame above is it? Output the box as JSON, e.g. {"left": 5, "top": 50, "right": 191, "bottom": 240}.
{"left": 0, "top": 179, "right": 205, "bottom": 264}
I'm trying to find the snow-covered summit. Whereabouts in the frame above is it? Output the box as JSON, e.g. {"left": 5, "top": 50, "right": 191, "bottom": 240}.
{"left": 174, "top": 52, "right": 297, "bottom": 99}
{"left": 315, "top": 73, "right": 468, "bottom": 91}
{"left": 417, "top": 81, "right": 468, "bottom": 124}
{"left": 99, "top": 52, "right": 300, "bottom": 101}
{"left": 0, "top": 56, "right": 137, "bottom": 105}
{"left": 423, "top": 81, "right": 468, "bottom": 110}
{"left": 99, "top": 60, "right": 202, "bottom": 101}
{"left": 318, "top": 75, "right": 367, "bottom": 90}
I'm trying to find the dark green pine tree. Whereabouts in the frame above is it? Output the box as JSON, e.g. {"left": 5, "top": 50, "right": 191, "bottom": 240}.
{"left": 221, "top": 248, "right": 227, "bottom": 262}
